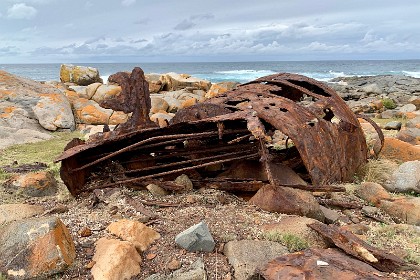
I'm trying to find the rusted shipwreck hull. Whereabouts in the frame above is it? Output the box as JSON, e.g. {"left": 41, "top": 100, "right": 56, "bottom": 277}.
{"left": 56, "top": 68, "right": 375, "bottom": 196}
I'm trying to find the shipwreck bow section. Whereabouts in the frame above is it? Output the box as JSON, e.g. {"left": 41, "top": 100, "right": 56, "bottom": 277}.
{"left": 56, "top": 68, "right": 369, "bottom": 196}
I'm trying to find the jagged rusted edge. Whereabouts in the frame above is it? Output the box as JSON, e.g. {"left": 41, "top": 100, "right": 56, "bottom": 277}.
{"left": 356, "top": 114, "right": 385, "bottom": 158}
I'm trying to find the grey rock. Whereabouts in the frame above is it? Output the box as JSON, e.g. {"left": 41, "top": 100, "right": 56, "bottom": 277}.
{"left": 175, "top": 174, "right": 193, "bottom": 191}
{"left": 175, "top": 221, "right": 215, "bottom": 252}
{"left": 380, "top": 110, "right": 398, "bottom": 119}
{"left": 224, "top": 240, "right": 289, "bottom": 280}
{"left": 361, "top": 83, "right": 382, "bottom": 95}
{"left": 146, "top": 183, "right": 169, "bottom": 196}
{"left": 399, "top": 104, "right": 417, "bottom": 113}
{"left": 406, "top": 116, "right": 420, "bottom": 128}
{"left": 319, "top": 205, "right": 340, "bottom": 224}
{"left": 385, "top": 161, "right": 420, "bottom": 194}
{"left": 0, "top": 126, "right": 53, "bottom": 150}
{"left": 362, "top": 206, "right": 380, "bottom": 216}
{"left": 145, "top": 259, "right": 207, "bottom": 280}
{"left": 384, "top": 121, "right": 402, "bottom": 130}
{"left": 396, "top": 127, "right": 420, "bottom": 145}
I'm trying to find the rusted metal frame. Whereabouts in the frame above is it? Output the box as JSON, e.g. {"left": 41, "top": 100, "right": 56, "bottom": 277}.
{"left": 84, "top": 153, "right": 259, "bottom": 190}
{"left": 123, "top": 150, "right": 255, "bottom": 175}
{"left": 119, "top": 142, "right": 254, "bottom": 165}
{"left": 263, "top": 79, "right": 326, "bottom": 100}
{"left": 227, "top": 133, "right": 252, "bottom": 144}
{"left": 308, "top": 223, "right": 405, "bottom": 272}
{"left": 253, "top": 102, "right": 336, "bottom": 185}
{"left": 71, "top": 128, "right": 249, "bottom": 173}
{"left": 356, "top": 114, "right": 385, "bottom": 157}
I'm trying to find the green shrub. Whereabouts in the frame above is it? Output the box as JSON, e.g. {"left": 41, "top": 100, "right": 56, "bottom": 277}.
{"left": 381, "top": 98, "right": 397, "bottom": 109}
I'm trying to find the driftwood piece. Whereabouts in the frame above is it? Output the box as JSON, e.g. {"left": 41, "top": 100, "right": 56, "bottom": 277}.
{"left": 308, "top": 222, "right": 405, "bottom": 272}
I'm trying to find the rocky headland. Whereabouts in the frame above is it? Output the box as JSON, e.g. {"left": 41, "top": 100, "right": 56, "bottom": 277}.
{"left": 0, "top": 64, "right": 419, "bottom": 280}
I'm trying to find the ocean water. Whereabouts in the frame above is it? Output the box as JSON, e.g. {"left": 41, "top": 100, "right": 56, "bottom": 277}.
{"left": 0, "top": 60, "right": 419, "bottom": 83}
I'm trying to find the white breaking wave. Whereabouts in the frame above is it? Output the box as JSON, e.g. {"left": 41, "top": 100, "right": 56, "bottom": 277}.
{"left": 402, "top": 71, "right": 420, "bottom": 78}
{"left": 100, "top": 75, "right": 110, "bottom": 84}
{"left": 211, "top": 69, "right": 277, "bottom": 82}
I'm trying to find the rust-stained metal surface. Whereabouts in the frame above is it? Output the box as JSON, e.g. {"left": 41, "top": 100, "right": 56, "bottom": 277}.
{"left": 259, "top": 248, "right": 389, "bottom": 280}
{"left": 56, "top": 68, "right": 369, "bottom": 196}
{"left": 308, "top": 223, "right": 405, "bottom": 272}
{"left": 100, "top": 67, "right": 156, "bottom": 132}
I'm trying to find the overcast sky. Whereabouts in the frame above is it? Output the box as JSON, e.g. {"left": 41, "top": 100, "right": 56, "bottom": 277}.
{"left": 0, "top": 0, "right": 419, "bottom": 63}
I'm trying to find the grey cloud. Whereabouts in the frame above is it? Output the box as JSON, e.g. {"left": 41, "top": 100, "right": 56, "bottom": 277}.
{"left": 7, "top": 3, "right": 37, "bottom": 19}
{"left": 174, "top": 13, "right": 215, "bottom": 30}
{"left": 121, "top": 0, "right": 136, "bottom": 7}
{"left": 174, "top": 19, "right": 196, "bottom": 31}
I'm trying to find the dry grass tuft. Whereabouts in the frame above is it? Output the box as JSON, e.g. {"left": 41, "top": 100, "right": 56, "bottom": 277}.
{"left": 262, "top": 231, "right": 309, "bottom": 252}
{"left": 366, "top": 223, "right": 420, "bottom": 265}
{"left": 355, "top": 158, "right": 398, "bottom": 185}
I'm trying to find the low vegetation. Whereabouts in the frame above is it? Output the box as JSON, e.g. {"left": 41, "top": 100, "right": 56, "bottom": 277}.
{"left": 366, "top": 223, "right": 420, "bottom": 265}
{"left": 0, "top": 131, "right": 82, "bottom": 182}
{"left": 262, "top": 231, "right": 309, "bottom": 252}
{"left": 355, "top": 158, "right": 397, "bottom": 184}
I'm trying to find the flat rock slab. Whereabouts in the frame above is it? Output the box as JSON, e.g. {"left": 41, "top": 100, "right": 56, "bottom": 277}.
{"left": 224, "top": 240, "right": 289, "bottom": 280}
{"left": 0, "top": 203, "right": 45, "bottom": 226}
{"left": 259, "top": 248, "right": 389, "bottom": 280}
{"left": 175, "top": 221, "right": 215, "bottom": 252}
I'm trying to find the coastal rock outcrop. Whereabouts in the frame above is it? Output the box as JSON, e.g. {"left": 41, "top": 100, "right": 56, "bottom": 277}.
{"left": 60, "top": 64, "right": 102, "bottom": 86}
{"left": 160, "top": 72, "right": 211, "bottom": 91}
{"left": 0, "top": 70, "right": 75, "bottom": 148}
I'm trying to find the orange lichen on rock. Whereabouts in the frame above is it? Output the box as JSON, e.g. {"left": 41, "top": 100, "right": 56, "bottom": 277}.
{"left": 380, "top": 137, "right": 420, "bottom": 162}
{"left": 28, "top": 219, "right": 76, "bottom": 277}
{"left": 0, "top": 106, "right": 17, "bottom": 118}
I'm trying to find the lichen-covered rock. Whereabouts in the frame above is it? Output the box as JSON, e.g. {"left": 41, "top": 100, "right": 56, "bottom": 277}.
{"left": 0, "top": 217, "right": 75, "bottom": 279}
{"left": 205, "top": 81, "right": 239, "bottom": 99}
{"left": 160, "top": 72, "right": 211, "bottom": 91}
{"left": 150, "top": 96, "right": 169, "bottom": 114}
{"left": 396, "top": 127, "right": 420, "bottom": 145}
{"left": 0, "top": 70, "right": 74, "bottom": 145}
{"left": 60, "top": 64, "right": 102, "bottom": 86}
{"left": 72, "top": 97, "right": 113, "bottom": 124}
{"left": 379, "top": 197, "right": 420, "bottom": 225}
{"left": 5, "top": 171, "right": 58, "bottom": 197}
{"left": 355, "top": 182, "right": 392, "bottom": 206}
{"left": 91, "top": 84, "right": 122, "bottom": 103}
{"left": 380, "top": 138, "right": 420, "bottom": 162}
{"left": 145, "top": 73, "right": 163, "bottom": 93}
{"left": 32, "top": 93, "right": 75, "bottom": 131}
{"left": 385, "top": 161, "right": 420, "bottom": 194}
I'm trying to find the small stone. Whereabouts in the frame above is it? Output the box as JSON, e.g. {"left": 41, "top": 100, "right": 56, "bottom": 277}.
{"left": 385, "top": 160, "right": 420, "bottom": 194}
{"left": 174, "top": 174, "right": 193, "bottom": 191}
{"left": 85, "top": 261, "right": 95, "bottom": 269}
{"left": 186, "top": 195, "right": 197, "bottom": 203}
{"left": 399, "top": 104, "right": 416, "bottom": 113}
{"left": 146, "top": 253, "right": 157, "bottom": 260}
{"left": 167, "top": 258, "right": 181, "bottom": 270}
{"left": 379, "top": 197, "right": 420, "bottom": 225}
{"left": 319, "top": 205, "right": 340, "bottom": 224}
{"left": 146, "top": 183, "right": 169, "bottom": 196}
{"left": 79, "top": 227, "right": 92, "bottom": 237}
{"left": 384, "top": 121, "right": 402, "bottom": 130}
{"left": 362, "top": 206, "right": 380, "bottom": 216}
{"left": 107, "top": 219, "right": 161, "bottom": 252}
{"left": 175, "top": 221, "right": 215, "bottom": 252}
